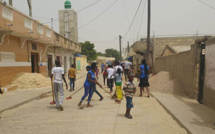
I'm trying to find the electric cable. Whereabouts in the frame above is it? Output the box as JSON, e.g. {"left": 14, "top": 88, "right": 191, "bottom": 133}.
{"left": 137, "top": 0, "right": 146, "bottom": 39}
{"left": 198, "top": 0, "right": 215, "bottom": 10}
{"left": 123, "top": 0, "right": 143, "bottom": 38}
{"left": 42, "top": 0, "right": 103, "bottom": 24}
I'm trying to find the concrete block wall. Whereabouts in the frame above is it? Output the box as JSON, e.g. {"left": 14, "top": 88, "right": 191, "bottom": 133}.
{"left": 153, "top": 37, "right": 199, "bottom": 60}
{"left": 204, "top": 38, "right": 215, "bottom": 109}
{"left": 155, "top": 44, "right": 201, "bottom": 98}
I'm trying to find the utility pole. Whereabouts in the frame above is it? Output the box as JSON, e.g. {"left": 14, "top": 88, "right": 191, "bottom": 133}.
{"left": 27, "top": 0, "right": 32, "bottom": 17}
{"left": 127, "top": 41, "right": 130, "bottom": 53}
{"left": 51, "top": 18, "right": 53, "bottom": 30}
{"left": 146, "top": 0, "right": 151, "bottom": 63}
{"left": 119, "top": 35, "right": 122, "bottom": 61}
{"left": 9, "top": 0, "right": 13, "bottom": 6}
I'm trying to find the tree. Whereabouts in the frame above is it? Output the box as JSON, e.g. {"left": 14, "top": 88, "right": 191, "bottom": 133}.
{"left": 105, "top": 49, "right": 120, "bottom": 61}
{"left": 80, "top": 41, "right": 97, "bottom": 61}
{"left": 27, "top": 0, "right": 32, "bottom": 17}
{"left": 97, "top": 52, "right": 105, "bottom": 57}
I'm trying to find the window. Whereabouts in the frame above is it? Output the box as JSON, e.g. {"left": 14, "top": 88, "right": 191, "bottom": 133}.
{"left": 37, "top": 25, "right": 43, "bottom": 34}
{"left": 46, "top": 30, "right": 51, "bottom": 37}
{"left": 55, "top": 34, "right": 59, "bottom": 41}
{"left": 64, "top": 12, "right": 69, "bottom": 22}
{"left": 2, "top": 6, "right": 13, "bottom": 21}
{"left": 65, "top": 22, "right": 69, "bottom": 31}
{"left": 24, "top": 18, "right": 32, "bottom": 30}
{"left": 65, "top": 33, "right": 70, "bottom": 39}
{"left": 0, "top": 52, "right": 15, "bottom": 62}
{"left": 64, "top": 38, "right": 67, "bottom": 44}
{"left": 32, "top": 43, "right": 37, "bottom": 50}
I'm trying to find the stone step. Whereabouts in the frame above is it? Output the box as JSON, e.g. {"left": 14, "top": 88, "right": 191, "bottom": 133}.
{"left": 1, "top": 84, "right": 18, "bottom": 93}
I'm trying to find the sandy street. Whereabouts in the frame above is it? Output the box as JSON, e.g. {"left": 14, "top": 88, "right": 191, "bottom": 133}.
{"left": 0, "top": 73, "right": 187, "bottom": 134}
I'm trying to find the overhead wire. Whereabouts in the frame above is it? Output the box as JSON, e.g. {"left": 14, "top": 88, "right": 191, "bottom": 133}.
{"left": 78, "top": 0, "right": 119, "bottom": 29}
{"left": 123, "top": 0, "right": 143, "bottom": 38}
{"left": 198, "top": 0, "right": 215, "bottom": 10}
{"left": 123, "top": 0, "right": 130, "bottom": 25}
{"left": 41, "top": 0, "right": 103, "bottom": 24}
{"left": 137, "top": 0, "right": 146, "bottom": 39}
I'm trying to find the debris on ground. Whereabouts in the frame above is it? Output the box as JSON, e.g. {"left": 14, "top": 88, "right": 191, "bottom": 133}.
{"left": 12, "top": 73, "right": 50, "bottom": 89}
{"left": 149, "top": 71, "right": 186, "bottom": 96}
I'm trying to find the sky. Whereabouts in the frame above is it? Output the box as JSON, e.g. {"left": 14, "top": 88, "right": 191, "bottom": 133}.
{"left": 4, "top": 0, "right": 215, "bottom": 52}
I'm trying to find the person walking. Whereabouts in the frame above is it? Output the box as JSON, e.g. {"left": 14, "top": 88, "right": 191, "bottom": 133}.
{"left": 107, "top": 65, "right": 115, "bottom": 93}
{"left": 101, "top": 63, "right": 105, "bottom": 73}
{"left": 68, "top": 64, "right": 76, "bottom": 92}
{"left": 103, "top": 67, "right": 107, "bottom": 86}
{"left": 123, "top": 60, "right": 132, "bottom": 81}
{"left": 78, "top": 64, "right": 103, "bottom": 108}
{"left": 51, "top": 60, "right": 68, "bottom": 111}
{"left": 123, "top": 75, "right": 136, "bottom": 119}
{"left": 115, "top": 68, "right": 123, "bottom": 103}
{"left": 139, "top": 59, "right": 150, "bottom": 97}
{"left": 96, "top": 67, "right": 100, "bottom": 79}
{"left": 92, "top": 66, "right": 104, "bottom": 101}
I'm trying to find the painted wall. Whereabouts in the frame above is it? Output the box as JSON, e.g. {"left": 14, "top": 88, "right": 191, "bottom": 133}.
{"left": 76, "top": 55, "right": 88, "bottom": 71}
{"left": 0, "top": 35, "right": 46, "bottom": 86}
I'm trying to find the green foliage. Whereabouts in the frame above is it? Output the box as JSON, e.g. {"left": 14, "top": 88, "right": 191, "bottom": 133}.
{"left": 97, "top": 52, "right": 105, "bottom": 56}
{"left": 80, "top": 41, "right": 97, "bottom": 61}
{"left": 105, "top": 49, "right": 121, "bottom": 61}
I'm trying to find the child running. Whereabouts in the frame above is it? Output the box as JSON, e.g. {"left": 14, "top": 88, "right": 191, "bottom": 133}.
{"left": 78, "top": 64, "right": 102, "bottom": 108}
{"left": 114, "top": 68, "right": 123, "bottom": 103}
{"left": 123, "top": 75, "right": 136, "bottom": 119}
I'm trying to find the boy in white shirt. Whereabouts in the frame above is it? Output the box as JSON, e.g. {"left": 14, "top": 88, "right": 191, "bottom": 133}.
{"left": 107, "top": 65, "right": 115, "bottom": 92}
{"left": 51, "top": 60, "right": 68, "bottom": 111}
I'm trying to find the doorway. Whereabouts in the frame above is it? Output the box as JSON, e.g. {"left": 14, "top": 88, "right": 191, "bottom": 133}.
{"left": 31, "top": 53, "right": 39, "bottom": 73}
{"left": 64, "top": 57, "right": 67, "bottom": 74}
{"left": 47, "top": 55, "right": 53, "bottom": 76}
{"left": 198, "top": 43, "right": 206, "bottom": 104}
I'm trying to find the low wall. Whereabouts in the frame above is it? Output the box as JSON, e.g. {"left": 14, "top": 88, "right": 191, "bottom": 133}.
{"left": 155, "top": 44, "right": 201, "bottom": 98}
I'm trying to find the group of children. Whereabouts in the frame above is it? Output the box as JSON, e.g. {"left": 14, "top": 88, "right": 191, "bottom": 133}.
{"left": 51, "top": 59, "right": 150, "bottom": 119}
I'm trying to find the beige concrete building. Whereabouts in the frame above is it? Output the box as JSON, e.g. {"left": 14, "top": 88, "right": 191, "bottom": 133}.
{"left": 96, "top": 56, "right": 115, "bottom": 68}
{"left": 59, "top": 0, "right": 78, "bottom": 43}
{"left": 131, "top": 36, "right": 203, "bottom": 74}
{"left": 0, "top": 2, "right": 81, "bottom": 87}
{"left": 161, "top": 45, "right": 191, "bottom": 56}
{"left": 75, "top": 55, "right": 88, "bottom": 71}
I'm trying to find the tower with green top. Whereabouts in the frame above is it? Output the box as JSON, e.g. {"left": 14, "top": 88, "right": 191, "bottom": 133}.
{"left": 64, "top": 0, "right": 71, "bottom": 9}
{"left": 59, "top": 0, "right": 78, "bottom": 43}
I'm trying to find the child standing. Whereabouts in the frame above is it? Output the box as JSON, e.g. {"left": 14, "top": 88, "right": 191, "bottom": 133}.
{"left": 123, "top": 75, "right": 136, "bottom": 119}
{"left": 115, "top": 68, "right": 123, "bottom": 103}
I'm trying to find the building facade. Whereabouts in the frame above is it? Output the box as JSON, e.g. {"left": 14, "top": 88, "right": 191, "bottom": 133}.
{"left": 0, "top": 2, "right": 81, "bottom": 87}
{"left": 59, "top": 0, "right": 78, "bottom": 43}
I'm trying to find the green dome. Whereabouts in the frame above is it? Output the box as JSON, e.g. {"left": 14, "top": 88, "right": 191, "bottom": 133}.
{"left": 64, "top": 0, "right": 71, "bottom": 9}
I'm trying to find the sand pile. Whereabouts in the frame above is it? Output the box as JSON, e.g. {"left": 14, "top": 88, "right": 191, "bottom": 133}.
{"left": 149, "top": 71, "right": 185, "bottom": 96}
{"left": 12, "top": 73, "right": 50, "bottom": 89}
